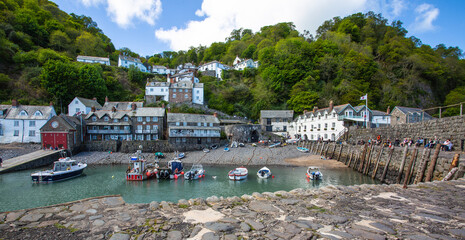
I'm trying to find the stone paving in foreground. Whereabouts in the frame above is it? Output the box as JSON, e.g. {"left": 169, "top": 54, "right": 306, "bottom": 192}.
{"left": 1, "top": 179, "right": 464, "bottom": 240}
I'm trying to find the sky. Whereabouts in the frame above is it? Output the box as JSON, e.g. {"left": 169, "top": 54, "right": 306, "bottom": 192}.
{"left": 51, "top": 0, "right": 465, "bottom": 58}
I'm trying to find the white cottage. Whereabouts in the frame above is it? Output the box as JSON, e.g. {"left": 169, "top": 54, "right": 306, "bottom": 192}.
{"left": 68, "top": 97, "right": 102, "bottom": 116}
{"left": 118, "top": 55, "right": 147, "bottom": 72}
{"left": 0, "top": 100, "right": 56, "bottom": 143}
{"left": 198, "top": 61, "right": 231, "bottom": 80}
{"left": 77, "top": 55, "right": 110, "bottom": 65}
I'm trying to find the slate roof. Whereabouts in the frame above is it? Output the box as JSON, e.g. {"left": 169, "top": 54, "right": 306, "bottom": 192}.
{"left": 172, "top": 81, "right": 193, "bottom": 88}
{"left": 102, "top": 102, "right": 143, "bottom": 111}
{"left": 147, "top": 82, "right": 170, "bottom": 87}
{"left": 152, "top": 65, "right": 167, "bottom": 69}
{"left": 392, "top": 106, "right": 433, "bottom": 118}
{"left": 372, "top": 110, "right": 389, "bottom": 116}
{"left": 193, "top": 83, "right": 204, "bottom": 88}
{"left": 167, "top": 113, "right": 220, "bottom": 124}
{"left": 85, "top": 110, "right": 132, "bottom": 120}
{"left": 76, "top": 97, "right": 102, "bottom": 109}
{"left": 260, "top": 110, "right": 294, "bottom": 118}
{"left": 0, "top": 105, "right": 10, "bottom": 119}
{"left": 133, "top": 108, "right": 165, "bottom": 117}
{"left": 6, "top": 105, "right": 55, "bottom": 120}
{"left": 119, "top": 55, "right": 142, "bottom": 63}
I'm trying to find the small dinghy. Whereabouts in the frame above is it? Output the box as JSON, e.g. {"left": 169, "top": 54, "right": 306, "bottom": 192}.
{"left": 184, "top": 164, "right": 206, "bottom": 180}
{"left": 238, "top": 142, "right": 245, "bottom": 147}
{"left": 306, "top": 166, "right": 323, "bottom": 180}
{"left": 211, "top": 144, "right": 218, "bottom": 150}
{"left": 297, "top": 147, "right": 309, "bottom": 153}
{"left": 31, "top": 157, "right": 87, "bottom": 183}
{"left": 257, "top": 166, "right": 272, "bottom": 179}
{"left": 224, "top": 147, "right": 230, "bottom": 152}
{"left": 203, "top": 148, "right": 210, "bottom": 153}
{"left": 228, "top": 166, "right": 248, "bottom": 181}
{"left": 269, "top": 142, "right": 281, "bottom": 148}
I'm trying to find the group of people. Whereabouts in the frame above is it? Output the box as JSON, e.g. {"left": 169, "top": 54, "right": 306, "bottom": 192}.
{"left": 359, "top": 136, "right": 454, "bottom": 151}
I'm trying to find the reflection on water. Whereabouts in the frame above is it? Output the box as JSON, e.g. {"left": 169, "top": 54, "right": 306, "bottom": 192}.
{"left": 0, "top": 164, "right": 378, "bottom": 212}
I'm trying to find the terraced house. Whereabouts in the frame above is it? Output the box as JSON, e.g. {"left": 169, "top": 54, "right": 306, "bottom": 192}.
{"left": 167, "top": 113, "right": 220, "bottom": 145}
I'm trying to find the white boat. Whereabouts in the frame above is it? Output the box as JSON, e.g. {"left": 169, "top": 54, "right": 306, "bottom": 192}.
{"left": 184, "top": 164, "right": 206, "bottom": 180}
{"left": 306, "top": 166, "right": 323, "bottom": 180}
{"left": 203, "top": 148, "right": 210, "bottom": 153}
{"left": 228, "top": 167, "right": 248, "bottom": 181}
{"left": 126, "top": 151, "right": 158, "bottom": 181}
{"left": 31, "top": 157, "right": 87, "bottom": 183}
{"left": 297, "top": 147, "right": 309, "bottom": 152}
{"left": 257, "top": 166, "right": 272, "bottom": 179}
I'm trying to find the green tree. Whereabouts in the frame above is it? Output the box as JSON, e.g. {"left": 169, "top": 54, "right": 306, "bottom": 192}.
{"left": 77, "top": 64, "right": 107, "bottom": 100}
{"left": 40, "top": 60, "right": 78, "bottom": 111}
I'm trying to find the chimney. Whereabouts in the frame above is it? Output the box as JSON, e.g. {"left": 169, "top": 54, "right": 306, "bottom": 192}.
{"left": 93, "top": 97, "right": 97, "bottom": 101}
{"left": 213, "top": 112, "right": 218, "bottom": 118}
{"left": 386, "top": 106, "right": 391, "bottom": 114}
{"left": 313, "top": 106, "right": 318, "bottom": 113}
{"left": 12, "top": 99, "right": 17, "bottom": 108}
{"left": 329, "top": 100, "right": 334, "bottom": 112}
{"left": 167, "top": 107, "right": 171, "bottom": 113}
{"left": 91, "top": 106, "right": 96, "bottom": 112}
{"left": 131, "top": 103, "right": 137, "bottom": 111}
{"left": 112, "top": 106, "right": 117, "bottom": 112}
{"left": 105, "top": 96, "right": 109, "bottom": 102}
{"left": 49, "top": 101, "right": 53, "bottom": 106}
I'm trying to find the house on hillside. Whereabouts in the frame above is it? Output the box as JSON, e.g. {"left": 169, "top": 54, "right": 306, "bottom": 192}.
{"left": 132, "top": 107, "right": 166, "bottom": 141}
{"left": 260, "top": 110, "right": 294, "bottom": 133}
{"left": 390, "top": 106, "right": 433, "bottom": 125}
{"left": 118, "top": 55, "right": 147, "bottom": 72}
{"left": 145, "top": 73, "right": 204, "bottom": 105}
{"left": 152, "top": 65, "right": 175, "bottom": 75}
{"left": 101, "top": 97, "right": 144, "bottom": 111}
{"left": 167, "top": 113, "right": 220, "bottom": 145}
{"left": 198, "top": 61, "right": 231, "bottom": 80}
{"left": 41, "top": 114, "right": 83, "bottom": 151}
{"left": 77, "top": 55, "right": 110, "bottom": 65}
{"left": 233, "top": 56, "right": 259, "bottom": 71}
{"left": 0, "top": 100, "right": 56, "bottom": 143}
{"left": 68, "top": 97, "right": 102, "bottom": 116}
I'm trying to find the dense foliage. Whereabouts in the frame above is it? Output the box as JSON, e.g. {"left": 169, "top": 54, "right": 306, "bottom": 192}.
{"left": 1, "top": 1, "right": 464, "bottom": 120}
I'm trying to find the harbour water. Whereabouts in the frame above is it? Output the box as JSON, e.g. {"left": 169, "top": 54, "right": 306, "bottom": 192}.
{"left": 0, "top": 164, "right": 378, "bottom": 212}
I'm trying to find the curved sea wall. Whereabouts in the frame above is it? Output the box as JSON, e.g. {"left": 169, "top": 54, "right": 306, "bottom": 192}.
{"left": 1, "top": 179, "right": 464, "bottom": 239}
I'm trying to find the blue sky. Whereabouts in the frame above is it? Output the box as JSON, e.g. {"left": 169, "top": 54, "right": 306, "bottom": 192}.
{"left": 51, "top": 0, "right": 465, "bottom": 58}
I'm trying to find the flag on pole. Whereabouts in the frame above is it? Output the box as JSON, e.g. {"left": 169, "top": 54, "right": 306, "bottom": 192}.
{"left": 360, "top": 94, "right": 367, "bottom": 100}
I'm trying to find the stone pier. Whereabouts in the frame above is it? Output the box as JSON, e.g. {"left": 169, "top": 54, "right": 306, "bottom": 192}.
{"left": 1, "top": 179, "right": 464, "bottom": 239}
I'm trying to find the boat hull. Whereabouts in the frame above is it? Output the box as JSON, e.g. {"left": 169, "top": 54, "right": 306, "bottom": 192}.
{"left": 306, "top": 172, "right": 322, "bottom": 180}
{"left": 228, "top": 174, "right": 247, "bottom": 181}
{"left": 32, "top": 168, "right": 85, "bottom": 183}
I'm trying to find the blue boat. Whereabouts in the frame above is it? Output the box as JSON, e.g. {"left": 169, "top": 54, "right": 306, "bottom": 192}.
{"left": 224, "top": 147, "right": 230, "bottom": 152}
{"left": 31, "top": 157, "right": 87, "bottom": 183}
{"left": 297, "top": 147, "right": 309, "bottom": 153}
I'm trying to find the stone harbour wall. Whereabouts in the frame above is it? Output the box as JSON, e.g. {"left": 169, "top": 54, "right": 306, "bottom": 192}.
{"left": 299, "top": 141, "right": 465, "bottom": 184}
{"left": 348, "top": 115, "right": 465, "bottom": 150}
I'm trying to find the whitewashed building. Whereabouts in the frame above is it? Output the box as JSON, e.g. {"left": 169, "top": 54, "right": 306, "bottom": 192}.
{"left": 77, "top": 55, "right": 110, "bottom": 65}
{"left": 192, "top": 83, "right": 204, "bottom": 105}
{"left": 371, "top": 110, "right": 390, "bottom": 128}
{"left": 0, "top": 100, "right": 56, "bottom": 143}
{"left": 146, "top": 82, "right": 170, "bottom": 102}
{"left": 145, "top": 73, "right": 204, "bottom": 105}
{"left": 151, "top": 65, "right": 171, "bottom": 74}
{"left": 118, "top": 55, "right": 147, "bottom": 72}
{"left": 232, "top": 56, "right": 259, "bottom": 71}
{"left": 198, "top": 61, "right": 231, "bottom": 80}
{"left": 68, "top": 97, "right": 102, "bottom": 116}
{"left": 288, "top": 102, "right": 372, "bottom": 141}
{"left": 260, "top": 110, "right": 294, "bottom": 134}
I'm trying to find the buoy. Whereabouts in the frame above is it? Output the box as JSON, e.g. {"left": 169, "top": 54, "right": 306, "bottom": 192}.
{"left": 112, "top": 175, "right": 114, "bottom": 178}
{"left": 272, "top": 175, "right": 275, "bottom": 178}
{"left": 174, "top": 174, "right": 178, "bottom": 179}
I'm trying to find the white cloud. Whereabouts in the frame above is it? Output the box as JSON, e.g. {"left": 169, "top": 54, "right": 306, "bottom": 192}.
{"left": 155, "top": 0, "right": 370, "bottom": 51}
{"left": 412, "top": 3, "right": 439, "bottom": 32}
{"left": 79, "top": 0, "right": 162, "bottom": 28}
{"left": 390, "top": 0, "right": 406, "bottom": 17}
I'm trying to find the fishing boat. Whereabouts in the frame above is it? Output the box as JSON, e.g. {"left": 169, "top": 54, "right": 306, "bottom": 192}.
{"left": 238, "top": 142, "right": 245, "bottom": 147}
{"left": 228, "top": 166, "right": 248, "bottom": 181}
{"left": 31, "top": 157, "right": 87, "bottom": 183}
{"left": 211, "top": 144, "right": 218, "bottom": 150}
{"left": 297, "top": 147, "right": 309, "bottom": 153}
{"left": 257, "top": 166, "right": 272, "bottom": 179}
{"left": 168, "top": 159, "right": 184, "bottom": 180}
{"left": 224, "top": 147, "right": 230, "bottom": 152}
{"left": 126, "top": 151, "right": 158, "bottom": 181}
{"left": 306, "top": 166, "right": 323, "bottom": 180}
{"left": 269, "top": 142, "right": 281, "bottom": 148}
{"left": 184, "top": 164, "right": 206, "bottom": 180}
{"left": 203, "top": 148, "right": 210, "bottom": 153}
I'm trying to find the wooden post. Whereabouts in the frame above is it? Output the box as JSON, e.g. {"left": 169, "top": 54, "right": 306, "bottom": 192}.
{"left": 358, "top": 144, "right": 368, "bottom": 172}
{"left": 396, "top": 145, "right": 409, "bottom": 184}
{"left": 331, "top": 143, "right": 337, "bottom": 159}
{"left": 450, "top": 153, "right": 460, "bottom": 171}
{"left": 364, "top": 145, "right": 375, "bottom": 175}
{"left": 319, "top": 142, "right": 325, "bottom": 156}
{"left": 337, "top": 144, "right": 343, "bottom": 162}
{"left": 414, "top": 148, "right": 430, "bottom": 184}
{"left": 309, "top": 141, "right": 314, "bottom": 154}
{"left": 381, "top": 147, "right": 394, "bottom": 183}
{"left": 425, "top": 144, "right": 441, "bottom": 182}
{"left": 403, "top": 147, "right": 418, "bottom": 188}
{"left": 347, "top": 149, "right": 353, "bottom": 167}
{"left": 372, "top": 146, "right": 384, "bottom": 179}
{"left": 315, "top": 142, "right": 320, "bottom": 155}
{"left": 407, "top": 148, "right": 418, "bottom": 184}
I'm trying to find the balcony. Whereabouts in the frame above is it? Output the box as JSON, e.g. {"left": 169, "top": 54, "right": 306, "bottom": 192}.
{"left": 169, "top": 132, "right": 220, "bottom": 138}
{"left": 338, "top": 115, "right": 365, "bottom": 122}
{"left": 87, "top": 129, "right": 131, "bottom": 134}
{"left": 135, "top": 129, "right": 159, "bottom": 134}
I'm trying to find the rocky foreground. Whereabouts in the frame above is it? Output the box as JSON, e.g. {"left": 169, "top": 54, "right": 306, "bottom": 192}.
{"left": 1, "top": 178, "right": 464, "bottom": 240}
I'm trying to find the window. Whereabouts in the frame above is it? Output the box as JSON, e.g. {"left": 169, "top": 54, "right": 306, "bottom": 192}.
{"left": 197, "top": 90, "right": 199, "bottom": 94}
{"left": 173, "top": 94, "right": 176, "bottom": 98}
{"left": 183, "top": 122, "right": 187, "bottom": 126}
{"left": 14, "top": 130, "right": 19, "bottom": 136}
{"left": 124, "top": 126, "right": 130, "bottom": 130}
{"left": 92, "top": 116, "right": 97, "bottom": 121}
{"left": 14, "top": 121, "right": 19, "bottom": 127}
{"left": 104, "top": 116, "right": 109, "bottom": 121}
{"left": 113, "top": 119, "right": 118, "bottom": 123}
{"left": 29, "top": 121, "right": 35, "bottom": 127}
{"left": 198, "top": 122, "right": 201, "bottom": 126}
{"left": 182, "top": 138, "right": 187, "bottom": 143}
{"left": 146, "top": 125, "right": 151, "bottom": 130}
{"left": 124, "top": 116, "right": 129, "bottom": 121}
{"left": 325, "top": 123, "right": 328, "bottom": 128}
{"left": 332, "top": 122, "right": 336, "bottom": 128}
{"left": 20, "top": 111, "right": 27, "bottom": 116}
{"left": 76, "top": 108, "right": 80, "bottom": 113}
{"left": 318, "top": 124, "right": 321, "bottom": 129}
{"left": 114, "top": 126, "right": 119, "bottom": 130}
{"left": 161, "top": 88, "right": 164, "bottom": 92}
{"left": 137, "top": 117, "right": 143, "bottom": 122}
{"left": 150, "top": 88, "right": 153, "bottom": 92}
{"left": 184, "top": 94, "right": 188, "bottom": 99}
{"left": 209, "top": 123, "right": 213, "bottom": 127}
{"left": 173, "top": 89, "right": 177, "bottom": 92}
{"left": 137, "top": 125, "right": 143, "bottom": 130}
{"left": 152, "top": 117, "right": 158, "bottom": 122}
{"left": 28, "top": 130, "right": 35, "bottom": 137}
{"left": 176, "top": 122, "right": 180, "bottom": 126}
{"left": 75, "top": 100, "right": 78, "bottom": 104}
{"left": 196, "top": 96, "right": 199, "bottom": 100}
{"left": 146, "top": 117, "right": 150, "bottom": 122}
{"left": 185, "top": 89, "right": 188, "bottom": 93}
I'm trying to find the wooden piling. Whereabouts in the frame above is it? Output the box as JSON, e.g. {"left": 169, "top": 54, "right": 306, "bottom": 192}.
{"left": 364, "top": 145, "right": 374, "bottom": 175}
{"left": 449, "top": 153, "right": 460, "bottom": 171}
{"left": 314, "top": 142, "right": 320, "bottom": 155}
{"left": 414, "top": 148, "right": 431, "bottom": 184}
{"left": 380, "top": 147, "right": 394, "bottom": 183}
{"left": 331, "top": 144, "right": 337, "bottom": 159}
{"left": 358, "top": 144, "right": 368, "bottom": 172}
{"left": 372, "top": 146, "right": 384, "bottom": 179}
{"left": 337, "top": 144, "right": 343, "bottom": 162}
{"left": 396, "top": 146, "right": 409, "bottom": 184}
{"left": 425, "top": 144, "right": 441, "bottom": 182}
{"left": 347, "top": 149, "right": 353, "bottom": 167}
{"left": 319, "top": 142, "right": 325, "bottom": 156}
{"left": 403, "top": 147, "right": 418, "bottom": 188}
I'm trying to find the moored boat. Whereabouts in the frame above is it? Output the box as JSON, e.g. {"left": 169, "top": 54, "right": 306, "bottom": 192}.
{"left": 306, "top": 166, "right": 323, "bottom": 180}
{"left": 31, "top": 157, "right": 87, "bottom": 183}
{"left": 168, "top": 159, "right": 184, "bottom": 180}
{"left": 297, "top": 147, "right": 309, "bottom": 152}
{"left": 203, "top": 148, "right": 210, "bottom": 153}
{"left": 224, "top": 147, "right": 230, "bottom": 152}
{"left": 257, "top": 166, "right": 272, "bottom": 179}
{"left": 228, "top": 167, "right": 248, "bottom": 181}
{"left": 269, "top": 142, "right": 281, "bottom": 148}
{"left": 126, "top": 151, "right": 158, "bottom": 181}
{"left": 184, "top": 164, "right": 205, "bottom": 180}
